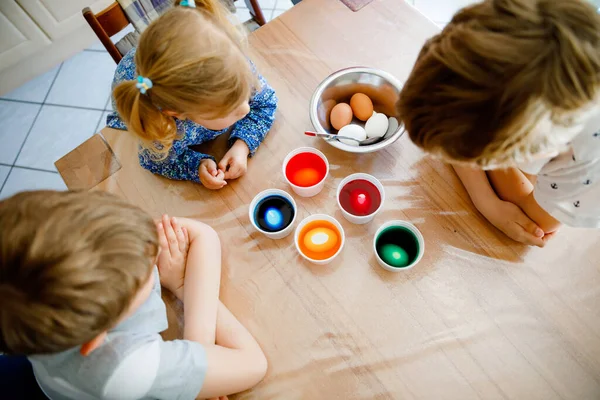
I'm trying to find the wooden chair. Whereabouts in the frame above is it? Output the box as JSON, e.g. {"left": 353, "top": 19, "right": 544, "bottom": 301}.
{"left": 82, "top": 3, "right": 130, "bottom": 64}
{"left": 243, "top": 0, "right": 267, "bottom": 26}
{"left": 83, "top": 1, "right": 268, "bottom": 64}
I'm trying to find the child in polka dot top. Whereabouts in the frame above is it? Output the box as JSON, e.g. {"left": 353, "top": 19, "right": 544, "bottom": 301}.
{"left": 109, "top": 0, "right": 277, "bottom": 190}
{"left": 397, "top": 0, "right": 600, "bottom": 247}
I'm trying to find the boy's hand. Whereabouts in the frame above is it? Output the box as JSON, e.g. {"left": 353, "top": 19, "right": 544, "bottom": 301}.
{"left": 156, "top": 215, "right": 189, "bottom": 296}
{"left": 199, "top": 159, "right": 227, "bottom": 190}
{"left": 480, "top": 199, "right": 549, "bottom": 247}
{"left": 218, "top": 140, "right": 250, "bottom": 180}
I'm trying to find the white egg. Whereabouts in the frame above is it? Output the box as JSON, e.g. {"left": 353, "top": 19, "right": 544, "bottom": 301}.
{"left": 386, "top": 117, "right": 399, "bottom": 136}
{"left": 365, "top": 112, "right": 389, "bottom": 138}
{"left": 338, "top": 124, "right": 367, "bottom": 146}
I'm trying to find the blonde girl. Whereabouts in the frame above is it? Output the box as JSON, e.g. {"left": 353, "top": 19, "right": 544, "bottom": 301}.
{"left": 108, "top": 0, "right": 277, "bottom": 189}
{"left": 398, "top": 0, "right": 600, "bottom": 247}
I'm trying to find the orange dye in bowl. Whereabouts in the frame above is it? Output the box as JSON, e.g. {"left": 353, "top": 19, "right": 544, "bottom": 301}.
{"left": 297, "top": 220, "right": 342, "bottom": 261}
{"left": 285, "top": 152, "right": 327, "bottom": 187}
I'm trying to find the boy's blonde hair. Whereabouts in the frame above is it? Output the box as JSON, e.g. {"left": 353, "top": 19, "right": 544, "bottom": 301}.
{"left": 113, "top": 0, "right": 257, "bottom": 153}
{"left": 0, "top": 191, "right": 157, "bottom": 355}
{"left": 397, "top": 0, "right": 600, "bottom": 167}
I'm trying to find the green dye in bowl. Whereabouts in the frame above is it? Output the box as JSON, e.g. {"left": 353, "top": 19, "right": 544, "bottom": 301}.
{"left": 375, "top": 226, "right": 420, "bottom": 269}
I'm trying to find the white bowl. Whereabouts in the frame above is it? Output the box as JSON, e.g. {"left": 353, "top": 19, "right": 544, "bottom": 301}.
{"left": 294, "top": 214, "right": 345, "bottom": 265}
{"left": 336, "top": 173, "right": 385, "bottom": 224}
{"left": 282, "top": 147, "right": 329, "bottom": 198}
{"left": 373, "top": 220, "right": 424, "bottom": 272}
{"left": 249, "top": 189, "right": 297, "bottom": 239}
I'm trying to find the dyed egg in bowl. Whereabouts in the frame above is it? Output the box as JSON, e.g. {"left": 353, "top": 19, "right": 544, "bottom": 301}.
{"left": 295, "top": 214, "right": 345, "bottom": 265}
{"left": 282, "top": 147, "right": 329, "bottom": 197}
{"left": 337, "top": 173, "right": 385, "bottom": 224}
{"left": 249, "top": 189, "right": 297, "bottom": 240}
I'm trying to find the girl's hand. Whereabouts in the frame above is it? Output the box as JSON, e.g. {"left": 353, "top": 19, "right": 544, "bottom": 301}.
{"left": 156, "top": 214, "right": 189, "bottom": 297}
{"left": 218, "top": 140, "right": 250, "bottom": 180}
{"left": 199, "top": 159, "right": 227, "bottom": 190}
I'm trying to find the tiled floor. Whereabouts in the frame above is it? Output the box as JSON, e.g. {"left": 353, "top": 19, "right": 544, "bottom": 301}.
{"left": 0, "top": 0, "right": 469, "bottom": 199}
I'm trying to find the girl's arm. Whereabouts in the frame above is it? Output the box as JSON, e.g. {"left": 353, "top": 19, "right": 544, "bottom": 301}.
{"left": 138, "top": 140, "right": 214, "bottom": 183}
{"left": 228, "top": 73, "right": 278, "bottom": 154}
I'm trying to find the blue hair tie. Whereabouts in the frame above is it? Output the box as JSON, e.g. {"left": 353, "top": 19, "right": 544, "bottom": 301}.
{"left": 180, "top": 0, "right": 196, "bottom": 7}
{"left": 136, "top": 75, "right": 153, "bottom": 95}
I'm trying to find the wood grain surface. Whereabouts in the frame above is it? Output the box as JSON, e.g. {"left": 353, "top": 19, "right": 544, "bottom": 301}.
{"left": 62, "top": 0, "right": 600, "bottom": 398}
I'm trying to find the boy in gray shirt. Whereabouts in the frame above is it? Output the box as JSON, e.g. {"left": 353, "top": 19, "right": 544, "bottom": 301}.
{"left": 0, "top": 190, "right": 267, "bottom": 400}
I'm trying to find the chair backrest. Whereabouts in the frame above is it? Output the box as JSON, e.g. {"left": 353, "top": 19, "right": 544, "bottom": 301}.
{"left": 0, "top": 355, "right": 48, "bottom": 399}
{"left": 82, "top": 3, "right": 130, "bottom": 64}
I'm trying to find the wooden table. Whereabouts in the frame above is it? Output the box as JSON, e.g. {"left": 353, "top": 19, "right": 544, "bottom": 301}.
{"left": 59, "top": 0, "right": 600, "bottom": 398}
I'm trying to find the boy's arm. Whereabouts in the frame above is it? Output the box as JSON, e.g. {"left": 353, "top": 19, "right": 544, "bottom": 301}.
{"left": 136, "top": 301, "right": 266, "bottom": 400}
{"left": 487, "top": 168, "right": 561, "bottom": 233}
{"left": 452, "top": 165, "right": 548, "bottom": 247}
{"left": 157, "top": 216, "right": 221, "bottom": 344}
{"left": 196, "top": 302, "right": 267, "bottom": 399}
{"left": 174, "top": 218, "right": 222, "bottom": 345}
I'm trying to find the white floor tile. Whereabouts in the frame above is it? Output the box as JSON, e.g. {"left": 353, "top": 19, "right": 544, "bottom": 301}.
{"left": 87, "top": 41, "right": 107, "bottom": 52}
{"left": 46, "top": 51, "right": 116, "bottom": 109}
{"left": 105, "top": 96, "right": 113, "bottom": 110}
{"left": 1, "top": 66, "right": 60, "bottom": 103}
{"left": 255, "top": 0, "right": 277, "bottom": 8}
{"left": 271, "top": 9, "right": 286, "bottom": 20}
{"left": 96, "top": 111, "right": 111, "bottom": 132}
{"left": 414, "top": 0, "right": 476, "bottom": 23}
{"left": 0, "top": 165, "right": 9, "bottom": 188}
{"left": 235, "top": 7, "right": 253, "bottom": 23}
{"left": 275, "top": 0, "right": 294, "bottom": 10}
{"left": 0, "top": 167, "right": 66, "bottom": 200}
{"left": 16, "top": 105, "right": 102, "bottom": 171}
{"left": 0, "top": 100, "right": 41, "bottom": 164}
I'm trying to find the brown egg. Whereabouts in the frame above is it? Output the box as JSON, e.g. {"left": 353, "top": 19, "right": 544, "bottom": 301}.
{"left": 318, "top": 99, "right": 337, "bottom": 129}
{"left": 330, "top": 103, "right": 353, "bottom": 130}
{"left": 350, "top": 93, "right": 374, "bottom": 121}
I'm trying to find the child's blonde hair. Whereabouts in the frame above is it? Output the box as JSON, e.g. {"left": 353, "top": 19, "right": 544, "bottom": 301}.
{"left": 113, "top": 0, "right": 257, "bottom": 153}
{"left": 0, "top": 190, "right": 157, "bottom": 355}
{"left": 397, "top": 0, "right": 600, "bottom": 168}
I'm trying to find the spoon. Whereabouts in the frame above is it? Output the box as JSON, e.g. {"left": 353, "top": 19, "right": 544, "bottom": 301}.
{"left": 304, "top": 131, "right": 381, "bottom": 145}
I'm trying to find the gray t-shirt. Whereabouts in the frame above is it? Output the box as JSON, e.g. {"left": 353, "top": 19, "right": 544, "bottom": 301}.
{"left": 29, "top": 268, "right": 207, "bottom": 400}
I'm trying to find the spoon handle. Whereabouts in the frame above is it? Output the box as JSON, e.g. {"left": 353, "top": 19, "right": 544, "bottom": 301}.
{"left": 304, "top": 131, "right": 361, "bottom": 143}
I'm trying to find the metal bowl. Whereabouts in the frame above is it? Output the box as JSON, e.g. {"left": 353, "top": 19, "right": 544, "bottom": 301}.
{"left": 309, "top": 67, "right": 405, "bottom": 153}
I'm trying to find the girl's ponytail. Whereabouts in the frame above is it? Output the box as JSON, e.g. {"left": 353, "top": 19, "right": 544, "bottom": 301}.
{"left": 113, "top": 79, "right": 177, "bottom": 155}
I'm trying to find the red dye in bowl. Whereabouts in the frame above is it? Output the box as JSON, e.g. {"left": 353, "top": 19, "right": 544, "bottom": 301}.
{"left": 285, "top": 152, "right": 327, "bottom": 187}
{"left": 338, "top": 179, "right": 381, "bottom": 216}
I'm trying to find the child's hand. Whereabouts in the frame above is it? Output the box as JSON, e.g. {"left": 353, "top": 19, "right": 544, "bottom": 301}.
{"left": 218, "top": 140, "right": 250, "bottom": 180}
{"left": 480, "top": 199, "right": 550, "bottom": 247}
{"left": 156, "top": 215, "right": 189, "bottom": 296}
{"left": 199, "top": 159, "right": 227, "bottom": 190}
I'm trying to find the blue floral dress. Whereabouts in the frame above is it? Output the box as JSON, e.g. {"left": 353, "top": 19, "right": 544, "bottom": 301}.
{"left": 107, "top": 48, "right": 278, "bottom": 183}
